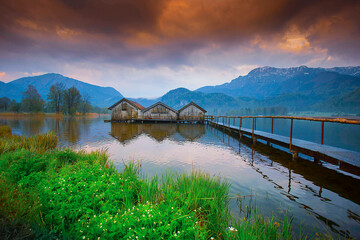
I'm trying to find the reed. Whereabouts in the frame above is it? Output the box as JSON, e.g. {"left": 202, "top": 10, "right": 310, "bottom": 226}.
{"left": 0, "top": 132, "right": 58, "bottom": 154}
{"left": 226, "top": 208, "right": 295, "bottom": 240}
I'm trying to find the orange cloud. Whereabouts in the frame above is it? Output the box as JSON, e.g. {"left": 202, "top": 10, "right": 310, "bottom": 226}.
{"left": 56, "top": 26, "right": 83, "bottom": 40}
{"left": 125, "top": 32, "right": 164, "bottom": 47}
{"left": 278, "top": 26, "right": 311, "bottom": 53}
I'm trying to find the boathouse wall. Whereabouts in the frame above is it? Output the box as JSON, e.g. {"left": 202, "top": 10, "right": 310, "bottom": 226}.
{"left": 111, "top": 102, "right": 141, "bottom": 120}
{"left": 179, "top": 103, "right": 206, "bottom": 120}
{"left": 142, "top": 103, "right": 178, "bottom": 120}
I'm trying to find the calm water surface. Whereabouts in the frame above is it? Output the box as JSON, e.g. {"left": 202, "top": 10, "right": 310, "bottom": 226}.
{"left": 1, "top": 116, "right": 360, "bottom": 238}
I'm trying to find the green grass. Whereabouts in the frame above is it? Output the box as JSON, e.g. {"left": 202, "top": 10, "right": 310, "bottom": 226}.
{"left": 0, "top": 126, "right": 334, "bottom": 239}
{"left": 139, "top": 170, "right": 231, "bottom": 238}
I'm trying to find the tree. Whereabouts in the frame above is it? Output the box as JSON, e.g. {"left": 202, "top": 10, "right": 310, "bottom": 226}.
{"left": 47, "top": 82, "right": 65, "bottom": 113}
{"left": 63, "top": 86, "right": 81, "bottom": 115}
{"left": 21, "top": 85, "right": 45, "bottom": 112}
{"left": 81, "top": 93, "right": 92, "bottom": 115}
{"left": 0, "top": 97, "right": 11, "bottom": 112}
{"left": 8, "top": 100, "right": 21, "bottom": 112}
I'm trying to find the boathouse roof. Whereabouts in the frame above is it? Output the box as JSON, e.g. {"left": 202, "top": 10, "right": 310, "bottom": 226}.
{"left": 142, "top": 101, "right": 178, "bottom": 113}
{"left": 178, "top": 102, "right": 207, "bottom": 113}
{"left": 108, "top": 98, "right": 145, "bottom": 110}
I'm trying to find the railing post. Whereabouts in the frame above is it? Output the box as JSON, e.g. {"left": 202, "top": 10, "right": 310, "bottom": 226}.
{"left": 321, "top": 121, "right": 324, "bottom": 145}
{"left": 271, "top": 117, "right": 274, "bottom": 134}
{"left": 239, "top": 117, "right": 242, "bottom": 138}
{"left": 228, "top": 117, "right": 230, "bottom": 127}
{"left": 255, "top": 117, "right": 257, "bottom": 130}
{"left": 290, "top": 118, "right": 293, "bottom": 151}
{"left": 252, "top": 117, "right": 254, "bottom": 139}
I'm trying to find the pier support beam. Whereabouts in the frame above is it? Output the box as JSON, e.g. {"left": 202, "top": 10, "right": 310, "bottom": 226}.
{"left": 314, "top": 157, "right": 321, "bottom": 164}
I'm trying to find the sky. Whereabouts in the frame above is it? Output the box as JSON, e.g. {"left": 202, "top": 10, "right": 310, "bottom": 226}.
{"left": 0, "top": 0, "right": 360, "bottom": 98}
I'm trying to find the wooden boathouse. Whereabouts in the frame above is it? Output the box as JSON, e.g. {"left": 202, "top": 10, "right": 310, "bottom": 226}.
{"left": 179, "top": 102, "right": 206, "bottom": 121}
{"left": 108, "top": 98, "right": 145, "bottom": 121}
{"left": 142, "top": 102, "right": 178, "bottom": 120}
{"left": 108, "top": 98, "right": 206, "bottom": 122}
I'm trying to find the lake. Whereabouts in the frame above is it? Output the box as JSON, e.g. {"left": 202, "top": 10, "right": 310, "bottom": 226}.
{"left": 1, "top": 116, "right": 359, "bottom": 238}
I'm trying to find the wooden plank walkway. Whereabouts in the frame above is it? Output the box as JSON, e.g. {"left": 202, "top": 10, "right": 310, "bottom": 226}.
{"left": 208, "top": 120, "right": 360, "bottom": 169}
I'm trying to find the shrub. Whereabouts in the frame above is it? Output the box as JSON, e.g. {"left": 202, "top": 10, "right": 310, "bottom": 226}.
{"left": 0, "top": 125, "right": 12, "bottom": 138}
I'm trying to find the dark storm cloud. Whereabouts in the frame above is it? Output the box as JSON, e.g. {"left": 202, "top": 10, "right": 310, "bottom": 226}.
{"left": 0, "top": 0, "right": 359, "bottom": 66}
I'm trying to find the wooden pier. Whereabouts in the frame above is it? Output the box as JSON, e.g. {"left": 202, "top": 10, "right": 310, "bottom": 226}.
{"left": 205, "top": 115, "right": 360, "bottom": 174}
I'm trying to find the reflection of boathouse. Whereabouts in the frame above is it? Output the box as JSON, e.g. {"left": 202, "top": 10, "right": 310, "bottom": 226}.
{"left": 108, "top": 98, "right": 206, "bottom": 122}
{"left": 110, "top": 123, "right": 205, "bottom": 144}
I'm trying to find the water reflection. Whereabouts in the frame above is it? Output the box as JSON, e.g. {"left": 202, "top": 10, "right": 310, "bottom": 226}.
{"left": 228, "top": 134, "right": 360, "bottom": 205}
{"left": 111, "top": 123, "right": 205, "bottom": 144}
{"left": 2, "top": 118, "right": 46, "bottom": 136}
{"left": 0, "top": 116, "right": 93, "bottom": 147}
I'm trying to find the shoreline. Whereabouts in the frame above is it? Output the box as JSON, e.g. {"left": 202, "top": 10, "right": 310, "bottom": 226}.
{"left": 0, "top": 112, "right": 110, "bottom": 118}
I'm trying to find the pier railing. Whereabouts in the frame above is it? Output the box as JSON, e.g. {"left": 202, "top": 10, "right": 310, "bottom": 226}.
{"left": 206, "top": 115, "right": 360, "bottom": 147}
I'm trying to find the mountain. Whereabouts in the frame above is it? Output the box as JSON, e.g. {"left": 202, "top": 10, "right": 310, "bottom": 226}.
{"left": 129, "top": 88, "right": 253, "bottom": 112}
{"left": 127, "top": 97, "right": 158, "bottom": 108}
{"left": 0, "top": 73, "right": 123, "bottom": 107}
{"left": 123, "top": 66, "right": 360, "bottom": 114}
{"left": 327, "top": 66, "right": 360, "bottom": 77}
{"left": 160, "top": 88, "right": 247, "bottom": 109}
{"left": 136, "top": 87, "right": 255, "bottom": 113}
{"left": 196, "top": 66, "right": 360, "bottom": 99}
{"left": 316, "top": 87, "right": 360, "bottom": 113}
{"left": 155, "top": 88, "right": 320, "bottom": 114}
{"left": 151, "top": 87, "right": 359, "bottom": 115}
{"left": 0, "top": 81, "right": 5, "bottom": 89}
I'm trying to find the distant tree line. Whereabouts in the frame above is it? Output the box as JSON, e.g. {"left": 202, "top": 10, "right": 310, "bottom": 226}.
{"left": 207, "top": 106, "right": 289, "bottom": 116}
{"left": 0, "top": 84, "right": 109, "bottom": 115}
{"left": 227, "top": 106, "right": 288, "bottom": 116}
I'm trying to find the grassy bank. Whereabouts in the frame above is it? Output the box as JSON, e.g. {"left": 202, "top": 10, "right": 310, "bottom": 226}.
{"left": 0, "top": 125, "right": 328, "bottom": 239}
